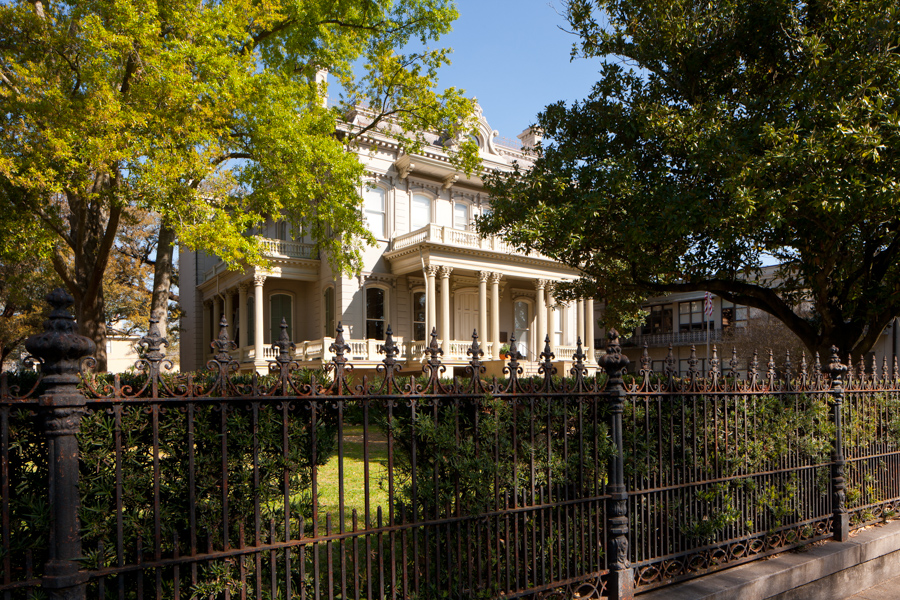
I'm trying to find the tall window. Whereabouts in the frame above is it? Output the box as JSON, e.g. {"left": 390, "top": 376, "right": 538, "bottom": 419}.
{"left": 246, "top": 295, "right": 255, "bottom": 343}
{"left": 514, "top": 301, "right": 530, "bottom": 357}
{"left": 721, "top": 300, "right": 748, "bottom": 331}
{"left": 364, "top": 187, "right": 386, "bottom": 238}
{"left": 679, "top": 300, "right": 710, "bottom": 332}
{"left": 413, "top": 291, "right": 426, "bottom": 341}
{"left": 642, "top": 304, "right": 673, "bottom": 335}
{"left": 323, "top": 287, "right": 335, "bottom": 337}
{"left": 366, "top": 287, "right": 386, "bottom": 340}
{"left": 270, "top": 294, "right": 292, "bottom": 341}
{"left": 553, "top": 308, "right": 562, "bottom": 347}
{"left": 411, "top": 193, "right": 431, "bottom": 230}
{"left": 453, "top": 202, "right": 468, "bottom": 230}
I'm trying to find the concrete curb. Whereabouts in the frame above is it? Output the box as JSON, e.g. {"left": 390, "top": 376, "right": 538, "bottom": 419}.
{"left": 638, "top": 520, "right": 900, "bottom": 600}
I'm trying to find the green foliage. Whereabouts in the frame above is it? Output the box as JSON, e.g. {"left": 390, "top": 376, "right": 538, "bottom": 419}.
{"left": 481, "top": 0, "right": 900, "bottom": 356}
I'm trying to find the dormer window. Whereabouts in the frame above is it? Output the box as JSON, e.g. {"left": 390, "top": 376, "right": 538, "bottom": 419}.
{"left": 411, "top": 193, "right": 431, "bottom": 230}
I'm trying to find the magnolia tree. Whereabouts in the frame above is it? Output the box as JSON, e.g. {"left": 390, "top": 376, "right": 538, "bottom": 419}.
{"left": 0, "top": 0, "right": 477, "bottom": 369}
{"left": 480, "top": 0, "right": 900, "bottom": 357}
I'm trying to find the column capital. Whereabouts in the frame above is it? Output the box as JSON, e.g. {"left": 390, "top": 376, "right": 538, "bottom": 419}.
{"left": 489, "top": 272, "right": 503, "bottom": 284}
{"left": 238, "top": 282, "right": 251, "bottom": 294}
{"left": 439, "top": 265, "right": 453, "bottom": 278}
{"left": 253, "top": 274, "right": 267, "bottom": 287}
{"left": 425, "top": 264, "right": 440, "bottom": 277}
{"left": 535, "top": 278, "right": 549, "bottom": 290}
{"left": 477, "top": 270, "right": 491, "bottom": 283}
{"left": 203, "top": 298, "right": 214, "bottom": 309}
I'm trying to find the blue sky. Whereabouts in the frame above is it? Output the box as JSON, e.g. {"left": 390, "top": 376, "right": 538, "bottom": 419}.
{"left": 432, "top": 0, "right": 603, "bottom": 140}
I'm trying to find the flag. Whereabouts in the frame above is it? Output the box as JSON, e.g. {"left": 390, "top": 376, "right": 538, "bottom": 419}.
{"left": 704, "top": 292, "right": 714, "bottom": 317}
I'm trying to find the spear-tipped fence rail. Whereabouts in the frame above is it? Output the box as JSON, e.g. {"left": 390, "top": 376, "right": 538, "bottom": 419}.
{"left": 3, "top": 290, "right": 900, "bottom": 599}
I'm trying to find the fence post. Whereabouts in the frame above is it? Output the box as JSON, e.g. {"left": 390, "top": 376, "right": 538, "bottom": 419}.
{"left": 24, "top": 289, "right": 95, "bottom": 599}
{"left": 825, "top": 345, "right": 849, "bottom": 542}
{"left": 600, "top": 330, "right": 633, "bottom": 600}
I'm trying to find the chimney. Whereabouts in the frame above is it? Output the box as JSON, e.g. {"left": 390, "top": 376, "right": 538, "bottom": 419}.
{"left": 517, "top": 126, "right": 542, "bottom": 152}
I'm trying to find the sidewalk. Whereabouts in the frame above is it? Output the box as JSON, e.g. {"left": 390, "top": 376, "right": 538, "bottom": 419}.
{"left": 847, "top": 574, "right": 900, "bottom": 600}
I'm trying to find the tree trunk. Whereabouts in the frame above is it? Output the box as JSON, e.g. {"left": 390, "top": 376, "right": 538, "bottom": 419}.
{"left": 150, "top": 220, "right": 176, "bottom": 344}
{"left": 51, "top": 185, "right": 121, "bottom": 373}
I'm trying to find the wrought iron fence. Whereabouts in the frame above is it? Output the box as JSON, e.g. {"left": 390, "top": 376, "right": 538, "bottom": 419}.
{"left": 2, "top": 289, "right": 900, "bottom": 600}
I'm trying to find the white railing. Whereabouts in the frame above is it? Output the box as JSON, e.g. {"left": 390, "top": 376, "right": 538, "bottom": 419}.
{"left": 259, "top": 237, "right": 316, "bottom": 259}
{"left": 220, "top": 339, "right": 584, "bottom": 365}
{"left": 390, "top": 225, "right": 539, "bottom": 258}
{"left": 202, "top": 237, "right": 317, "bottom": 282}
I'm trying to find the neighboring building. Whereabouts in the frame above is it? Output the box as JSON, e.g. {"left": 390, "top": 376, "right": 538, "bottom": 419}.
{"left": 611, "top": 287, "right": 900, "bottom": 377}
{"left": 179, "top": 102, "right": 599, "bottom": 374}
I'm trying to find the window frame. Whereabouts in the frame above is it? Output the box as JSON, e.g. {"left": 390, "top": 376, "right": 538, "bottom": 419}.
{"left": 268, "top": 292, "right": 294, "bottom": 343}
{"left": 363, "top": 184, "right": 387, "bottom": 239}
{"left": 411, "top": 288, "right": 427, "bottom": 341}
{"left": 364, "top": 284, "right": 389, "bottom": 341}
{"left": 411, "top": 192, "right": 433, "bottom": 231}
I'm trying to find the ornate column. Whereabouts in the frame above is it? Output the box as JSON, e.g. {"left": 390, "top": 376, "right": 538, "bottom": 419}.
{"left": 586, "top": 298, "right": 596, "bottom": 362}
{"left": 25, "top": 289, "right": 96, "bottom": 599}
{"left": 577, "top": 298, "right": 585, "bottom": 347}
{"left": 425, "top": 265, "right": 438, "bottom": 339}
{"left": 478, "top": 271, "right": 489, "bottom": 344}
{"left": 238, "top": 283, "right": 250, "bottom": 350}
{"left": 826, "top": 347, "right": 850, "bottom": 541}
{"left": 253, "top": 275, "right": 266, "bottom": 362}
{"left": 535, "top": 280, "right": 547, "bottom": 350}
{"left": 439, "top": 266, "right": 453, "bottom": 356}
{"left": 224, "top": 290, "right": 234, "bottom": 341}
{"left": 600, "top": 330, "right": 634, "bottom": 600}
{"left": 490, "top": 272, "right": 502, "bottom": 360}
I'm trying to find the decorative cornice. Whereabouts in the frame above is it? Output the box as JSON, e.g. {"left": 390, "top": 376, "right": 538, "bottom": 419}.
{"left": 511, "top": 288, "right": 537, "bottom": 300}
{"left": 395, "top": 155, "right": 415, "bottom": 179}
{"left": 364, "top": 272, "right": 397, "bottom": 288}
{"left": 441, "top": 174, "right": 458, "bottom": 190}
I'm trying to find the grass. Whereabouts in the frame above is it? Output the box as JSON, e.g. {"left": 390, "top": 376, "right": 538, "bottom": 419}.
{"left": 317, "top": 425, "right": 391, "bottom": 531}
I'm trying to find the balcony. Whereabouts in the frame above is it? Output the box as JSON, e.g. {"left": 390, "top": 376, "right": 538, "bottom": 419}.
{"left": 390, "top": 224, "right": 542, "bottom": 257}
{"left": 202, "top": 237, "right": 317, "bottom": 282}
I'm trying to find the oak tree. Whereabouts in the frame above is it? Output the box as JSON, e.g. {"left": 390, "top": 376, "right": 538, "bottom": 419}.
{"left": 0, "top": 0, "right": 476, "bottom": 369}
{"left": 481, "top": 0, "right": 900, "bottom": 356}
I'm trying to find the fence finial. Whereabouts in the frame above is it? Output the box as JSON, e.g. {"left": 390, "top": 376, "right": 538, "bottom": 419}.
{"left": 466, "top": 329, "right": 484, "bottom": 373}
{"left": 25, "top": 287, "right": 96, "bottom": 377}
{"left": 211, "top": 315, "right": 237, "bottom": 363}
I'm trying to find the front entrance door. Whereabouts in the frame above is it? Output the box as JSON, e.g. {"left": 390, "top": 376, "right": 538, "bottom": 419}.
{"left": 455, "top": 292, "right": 488, "bottom": 341}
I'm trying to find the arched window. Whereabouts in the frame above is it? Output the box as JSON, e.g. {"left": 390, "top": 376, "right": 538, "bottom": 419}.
{"left": 514, "top": 300, "right": 531, "bottom": 358}
{"left": 364, "top": 186, "right": 386, "bottom": 238}
{"left": 366, "top": 287, "right": 386, "bottom": 340}
{"left": 412, "top": 291, "right": 426, "bottom": 341}
{"left": 323, "top": 287, "right": 335, "bottom": 337}
{"left": 270, "top": 293, "right": 293, "bottom": 342}
{"left": 411, "top": 193, "right": 432, "bottom": 230}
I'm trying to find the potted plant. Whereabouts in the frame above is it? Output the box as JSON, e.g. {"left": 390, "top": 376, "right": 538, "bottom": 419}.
{"left": 499, "top": 343, "right": 510, "bottom": 359}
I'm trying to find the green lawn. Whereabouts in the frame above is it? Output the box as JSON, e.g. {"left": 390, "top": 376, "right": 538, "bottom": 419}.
{"left": 317, "top": 425, "right": 391, "bottom": 531}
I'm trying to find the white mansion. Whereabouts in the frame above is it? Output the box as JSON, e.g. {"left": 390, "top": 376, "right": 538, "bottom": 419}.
{"left": 179, "top": 103, "right": 597, "bottom": 375}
